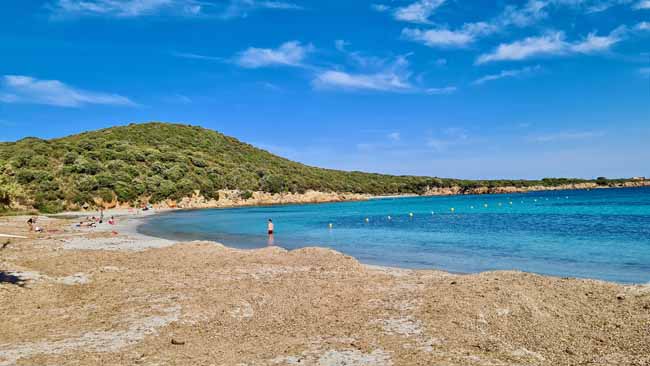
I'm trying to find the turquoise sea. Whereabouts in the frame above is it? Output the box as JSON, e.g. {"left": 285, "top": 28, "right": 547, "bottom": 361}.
{"left": 139, "top": 187, "right": 650, "bottom": 283}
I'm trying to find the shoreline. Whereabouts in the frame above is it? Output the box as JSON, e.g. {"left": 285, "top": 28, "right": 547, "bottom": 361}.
{"left": 68, "top": 192, "right": 649, "bottom": 286}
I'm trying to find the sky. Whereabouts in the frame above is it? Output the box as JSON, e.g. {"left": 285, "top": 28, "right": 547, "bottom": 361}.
{"left": 0, "top": 0, "right": 649, "bottom": 179}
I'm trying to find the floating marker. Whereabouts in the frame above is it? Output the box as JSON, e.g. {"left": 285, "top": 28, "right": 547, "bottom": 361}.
{"left": 365, "top": 218, "right": 370, "bottom": 223}
{"left": 498, "top": 202, "right": 502, "bottom": 207}
{"left": 509, "top": 201, "right": 513, "bottom": 205}
{"left": 484, "top": 203, "right": 488, "bottom": 208}
{"left": 409, "top": 212, "right": 414, "bottom": 218}
{"left": 388, "top": 215, "right": 392, "bottom": 220}
{"left": 328, "top": 223, "right": 333, "bottom": 229}
{"left": 470, "top": 206, "right": 474, "bottom": 209}
{"left": 534, "top": 199, "right": 538, "bottom": 202}
{"left": 566, "top": 196, "right": 569, "bottom": 199}
{"left": 450, "top": 207, "right": 455, "bottom": 213}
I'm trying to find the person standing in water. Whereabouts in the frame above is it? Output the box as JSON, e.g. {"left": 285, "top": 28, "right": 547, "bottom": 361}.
{"left": 267, "top": 219, "right": 275, "bottom": 246}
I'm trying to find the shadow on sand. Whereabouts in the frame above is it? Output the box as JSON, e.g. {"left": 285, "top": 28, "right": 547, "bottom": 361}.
{"left": 0, "top": 271, "right": 26, "bottom": 287}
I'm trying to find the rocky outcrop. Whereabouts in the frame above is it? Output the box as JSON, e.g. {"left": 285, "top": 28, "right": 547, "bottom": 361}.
{"left": 423, "top": 180, "right": 650, "bottom": 197}
{"left": 152, "top": 190, "right": 370, "bottom": 210}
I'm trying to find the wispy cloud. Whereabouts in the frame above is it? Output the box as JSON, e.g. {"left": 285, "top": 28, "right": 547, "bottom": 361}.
{"left": 473, "top": 65, "right": 542, "bottom": 85}
{"left": 476, "top": 27, "right": 626, "bottom": 64}
{"left": 234, "top": 41, "right": 313, "bottom": 68}
{"left": 51, "top": 0, "right": 201, "bottom": 18}
{"left": 401, "top": 27, "right": 477, "bottom": 47}
{"left": 634, "top": 0, "right": 650, "bottom": 9}
{"left": 172, "top": 51, "right": 224, "bottom": 61}
{"left": 400, "top": 1, "right": 546, "bottom": 48}
{"left": 529, "top": 130, "right": 605, "bottom": 143}
{"left": 640, "top": 67, "right": 650, "bottom": 77}
{"left": 51, "top": 0, "right": 301, "bottom": 19}
{"left": 313, "top": 53, "right": 456, "bottom": 94}
{"left": 393, "top": 0, "right": 446, "bottom": 24}
{"left": 637, "top": 21, "right": 650, "bottom": 30}
{"left": 400, "top": 0, "right": 639, "bottom": 50}
{"left": 313, "top": 69, "right": 413, "bottom": 92}
{"left": 220, "top": 0, "right": 302, "bottom": 19}
{"left": 371, "top": 4, "right": 390, "bottom": 12}
{"left": 0, "top": 75, "right": 136, "bottom": 107}
{"left": 425, "top": 86, "right": 457, "bottom": 94}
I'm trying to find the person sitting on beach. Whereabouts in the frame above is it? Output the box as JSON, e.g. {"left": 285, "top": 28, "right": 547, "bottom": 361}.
{"left": 267, "top": 219, "right": 274, "bottom": 235}
{"left": 108, "top": 216, "right": 116, "bottom": 225}
{"left": 27, "top": 217, "right": 35, "bottom": 232}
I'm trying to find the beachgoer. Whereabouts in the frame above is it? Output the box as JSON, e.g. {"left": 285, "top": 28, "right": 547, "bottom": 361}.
{"left": 27, "top": 217, "right": 35, "bottom": 232}
{"left": 108, "top": 216, "right": 116, "bottom": 225}
{"left": 267, "top": 219, "right": 274, "bottom": 235}
{"left": 99, "top": 209, "right": 104, "bottom": 224}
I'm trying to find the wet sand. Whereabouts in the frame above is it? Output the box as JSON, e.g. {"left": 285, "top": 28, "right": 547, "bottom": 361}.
{"left": 1, "top": 213, "right": 649, "bottom": 365}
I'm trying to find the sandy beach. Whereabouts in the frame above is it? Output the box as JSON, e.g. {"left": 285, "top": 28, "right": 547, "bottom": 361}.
{"left": 1, "top": 211, "right": 649, "bottom": 366}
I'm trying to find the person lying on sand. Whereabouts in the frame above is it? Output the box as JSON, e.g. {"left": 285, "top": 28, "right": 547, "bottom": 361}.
{"left": 76, "top": 221, "right": 96, "bottom": 228}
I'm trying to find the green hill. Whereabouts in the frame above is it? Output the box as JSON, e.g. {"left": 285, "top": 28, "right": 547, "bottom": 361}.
{"left": 0, "top": 122, "right": 621, "bottom": 213}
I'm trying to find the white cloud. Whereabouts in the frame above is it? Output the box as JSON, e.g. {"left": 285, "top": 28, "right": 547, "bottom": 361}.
{"left": 637, "top": 21, "right": 650, "bottom": 30}
{"left": 401, "top": 28, "right": 475, "bottom": 47}
{"left": 234, "top": 41, "right": 313, "bottom": 68}
{"left": 52, "top": 0, "right": 199, "bottom": 18}
{"left": 499, "top": 0, "right": 549, "bottom": 27}
{"left": 477, "top": 32, "right": 566, "bottom": 63}
{"left": 529, "top": 130, "right": 605, "bottom": 143}
{"left": 473, "top": 65, "right": 542, "bottom": 85}
{"left": 0, "top": 75, "right": 135, "bottom": 107}
{"left": 53, "top": 0, "right": 302, "bottom": 19}
{"left": 313, "top": 55, "right": 413, "bottom": 92}
{"left": 476, "top": 27, "right": 626, "bottom": 64}
{"left": 570, "top": 27, "right": 626, "bottom": 52}
{"left": 634, "top": 0, "right": 650, "bottom": 9}
{"left": 393, "top": 0, "right": 446, "bottom": 24}
{"left": 313, "top": 70, "right": 413, "bottom": 92}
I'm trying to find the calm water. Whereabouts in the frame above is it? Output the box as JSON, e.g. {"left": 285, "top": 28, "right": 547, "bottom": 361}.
{"left": 139, "top": 187, "right": 650, "bottom": 283}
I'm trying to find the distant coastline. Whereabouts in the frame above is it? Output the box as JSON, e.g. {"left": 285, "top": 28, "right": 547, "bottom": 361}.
{"left": 39, "top": 182, "right": 650, "bottom": 215}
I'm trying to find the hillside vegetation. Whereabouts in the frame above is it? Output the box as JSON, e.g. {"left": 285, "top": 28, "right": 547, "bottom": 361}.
{"left": 0, "top": 122, "right": 628, "bottom": 213}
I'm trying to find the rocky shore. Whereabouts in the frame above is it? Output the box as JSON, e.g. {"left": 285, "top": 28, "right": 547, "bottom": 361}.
{"left": 1, "top": 214, "right": 649, "bottom": 365}
{"left": 423, "top": 180, "right": 650, "bottom": 196}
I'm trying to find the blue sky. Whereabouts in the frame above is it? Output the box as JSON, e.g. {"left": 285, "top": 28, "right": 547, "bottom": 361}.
{"left": 0, "top": 0, "right": 649, "bottom": 179}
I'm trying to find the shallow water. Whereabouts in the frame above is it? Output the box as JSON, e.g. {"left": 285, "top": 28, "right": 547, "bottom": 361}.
{"left": 139, "top": 187, "right": 650, "bottom": 283}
